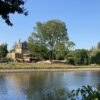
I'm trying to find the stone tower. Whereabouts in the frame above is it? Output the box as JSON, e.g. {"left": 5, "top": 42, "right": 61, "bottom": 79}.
{"left": 15, "top": 39, "right": 23, "bottom": 54}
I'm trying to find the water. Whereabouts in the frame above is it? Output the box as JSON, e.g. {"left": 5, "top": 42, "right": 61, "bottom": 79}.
{"left": 0, "top": 71, "right": 100, "bottom": 100}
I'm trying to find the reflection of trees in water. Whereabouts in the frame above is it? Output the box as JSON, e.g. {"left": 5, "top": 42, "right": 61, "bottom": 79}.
{"left": 2, "top": 72, "right": 70, "bottom": 100}
{"left": 39, "top": 72, "right": 70, "bottom": 100}
{"left": 44, "top": 72, "right": 65, "bottom": 89}
{"left": 24, "top": 72, "right": 50, "bottom": 100}
{"left": 25, "top": 72, "right": 68, "bottom": 100}
{"left": 25, "top": 72, "right": 70, "bottom": 100}
{"left": 40, "top": 88, "right": 71, "bottom": 100}
{"left": 0, "top": 72, "right": 100, "bottom": 100}
{"left": 6, "top": 72, "right": 48, "bottom": 100}
{"left": 0, "top": 74, "right": 7, "bottom": 95}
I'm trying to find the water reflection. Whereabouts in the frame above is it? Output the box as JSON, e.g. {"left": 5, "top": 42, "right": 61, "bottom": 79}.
{"left": 0, "top": 75, "right": 7, "bottom": 94}
{"left": 0, "top": 71, "right": 100, "bottom": 100}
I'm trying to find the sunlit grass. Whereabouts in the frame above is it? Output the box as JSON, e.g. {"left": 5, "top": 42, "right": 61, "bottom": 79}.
{"left": 0, "top": 63, "right": 100, "bottom": 70}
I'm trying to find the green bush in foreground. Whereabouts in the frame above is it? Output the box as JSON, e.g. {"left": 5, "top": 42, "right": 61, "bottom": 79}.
{"left": 41, "top": 85, "right": 100, "bottom": 100}
{"left": 71, "top": 85, "right": 100, "bottom": 100}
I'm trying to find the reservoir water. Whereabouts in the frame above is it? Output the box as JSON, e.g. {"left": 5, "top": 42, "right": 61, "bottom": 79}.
{"left": 0, "top": 71, "right": 100, "bottom": 100}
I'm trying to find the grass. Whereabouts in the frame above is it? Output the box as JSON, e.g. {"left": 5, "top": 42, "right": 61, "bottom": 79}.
{"left": 0, "top": 62, "right": 100, "bottom": 70}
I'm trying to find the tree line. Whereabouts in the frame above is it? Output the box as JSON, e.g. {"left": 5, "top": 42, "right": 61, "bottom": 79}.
{"left": 0, "top": 19, "right": 100, "bottom": 65}
{"left": 67, "top": 42, "right": 100, "bottom": 65}
{"left": 27, "top": 19, "right": 100, "bottom": 65}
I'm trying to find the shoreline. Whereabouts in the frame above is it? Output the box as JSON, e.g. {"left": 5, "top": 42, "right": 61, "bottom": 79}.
{"left": 0, "top": 63, "right": 100, "bottom": 73}
{"left": 0, "top": 68, "right": 100, "bottom": 73}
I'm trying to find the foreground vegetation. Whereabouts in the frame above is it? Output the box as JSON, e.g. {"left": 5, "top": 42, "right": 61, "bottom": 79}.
{"left": 41, "top": 85, "right": 100, "bottom": 100}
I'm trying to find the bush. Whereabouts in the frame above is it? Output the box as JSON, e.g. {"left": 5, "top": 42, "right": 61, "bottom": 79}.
{"left": 0, "top": 57, "right": 12, "bottom": 63}
{"left": 67, "top": 57, "right": 75, "bottom": 65}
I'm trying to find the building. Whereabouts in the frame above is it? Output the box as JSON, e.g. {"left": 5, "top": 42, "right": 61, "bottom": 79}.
{"left": 7, "top": 39, "right": 32, "bottom": 62}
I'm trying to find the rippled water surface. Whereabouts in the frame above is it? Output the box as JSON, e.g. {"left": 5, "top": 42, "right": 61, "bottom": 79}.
{"left": 0, "top": 71, "right": 100, "bottom": 100}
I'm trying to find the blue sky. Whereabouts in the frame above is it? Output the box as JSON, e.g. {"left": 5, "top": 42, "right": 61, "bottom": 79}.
{"left": 0, "top": 0, "right": 100, "bottom": 50}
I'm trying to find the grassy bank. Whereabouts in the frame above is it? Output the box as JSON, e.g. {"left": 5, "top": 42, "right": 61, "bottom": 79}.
{"left": 0, "top": 63, "right": 100, "bottom": 70}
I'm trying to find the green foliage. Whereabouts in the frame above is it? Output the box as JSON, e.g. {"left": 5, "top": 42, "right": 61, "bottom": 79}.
{"left": 54, "top": 43, "right": 66, "bottom": 60}
{"left": 97, "top": 42, "right": 100, "bottom": 49}
{"left": 28, "top": 36, "right": 49, "bottom": 59}
{"left": 54, "top": 41, "right": 75, "bottom": 60}
{"left": 66, "top": 41, "right": 75, "bottom": 50}
{"left": 67, "top": 51, "right": 75, "bottom": 65}
{"left": 71, "top": 85, "right": 100, "bottom": 100}
{"left": 0, "top": 43, "right": 8, "bottom": 60}
{"left": 74, "top": 49, "right": 89, "bottom": 65}
{"left": 67, "top": 57, "right": 75, "bottom": 65}
{"left": 39, "top": 85, "right": 100, "bottom": 100}
{"left": 41, "top": 20, "right": 69, "bottom": 60}
{"left": 29, "top": 20, "right": 74, "bottom": 60}
{"left": 40, "top": 85, "right": 100, "bottom": 100}
{"left": 0, "top": 57, "right": 12, "bottom": 63}
{"left": 0, "top": 0, "right": 28, "bottom": 26}
{"left": 67, "top": 49, "right": 89, "bottom": 65}
{"left": 89, "top": 49, "right": 100, "bottom": 64}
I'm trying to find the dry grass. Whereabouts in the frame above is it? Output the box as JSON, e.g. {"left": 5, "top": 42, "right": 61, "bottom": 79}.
{"left": 0, "top": 63, "right": 100, "bottom": 70}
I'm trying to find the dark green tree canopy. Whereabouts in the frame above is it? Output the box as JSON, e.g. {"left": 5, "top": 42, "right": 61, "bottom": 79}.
{"left": 0, "top": 0, "right": 27, "bottom": 26}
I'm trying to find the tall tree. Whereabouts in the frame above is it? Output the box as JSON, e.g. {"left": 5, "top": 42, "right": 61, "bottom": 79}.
{"left": 0, "top": 43, "right": 8, "bottom": 59}
{"left": 0, "top": 0, "right": 27, "bottom": 26}
{"left": 30, "top": 20, "right": 74, "bottom": 60}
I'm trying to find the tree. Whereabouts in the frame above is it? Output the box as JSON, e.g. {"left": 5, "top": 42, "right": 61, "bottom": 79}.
{"left": 89, "top": 49, "right": 100, "bottom": 64}
{"left": 97, "top": 42, "right": 100, "bottom": 49}
{"left": 54, "top": 41, "right": 75, "bottom": 60}
{"left": 0, "top": 0, "right": 28, "bottom": 26}
{"left": 28, "top": 36, "right": 34, "bottom": 54}
{"left": 42, "top": 20, "right": 69, "bottom": 60}
{"left": 0, "top": 43, "right": 8, "bottom": 59}
{"left": 54, "top": 43, "right": 66, "bottom": 60}
{"left": 67, "top": 51, "right": 75, "bottom": 65}
{"left": 28, "top": 36, "right": 49, "bottom": 59}
{"left": 67, "top": 49, "right": 89, "bottom": 65}
{"left": 31, "top": 20, "right": 73, "bottom": 61}
{"left": 74, "top": 49, "right": 89, "bottom": 65}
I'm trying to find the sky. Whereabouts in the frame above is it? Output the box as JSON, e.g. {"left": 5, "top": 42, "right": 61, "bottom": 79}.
{"left": 0, "top": 0, "right": 100, "bottom": 50}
